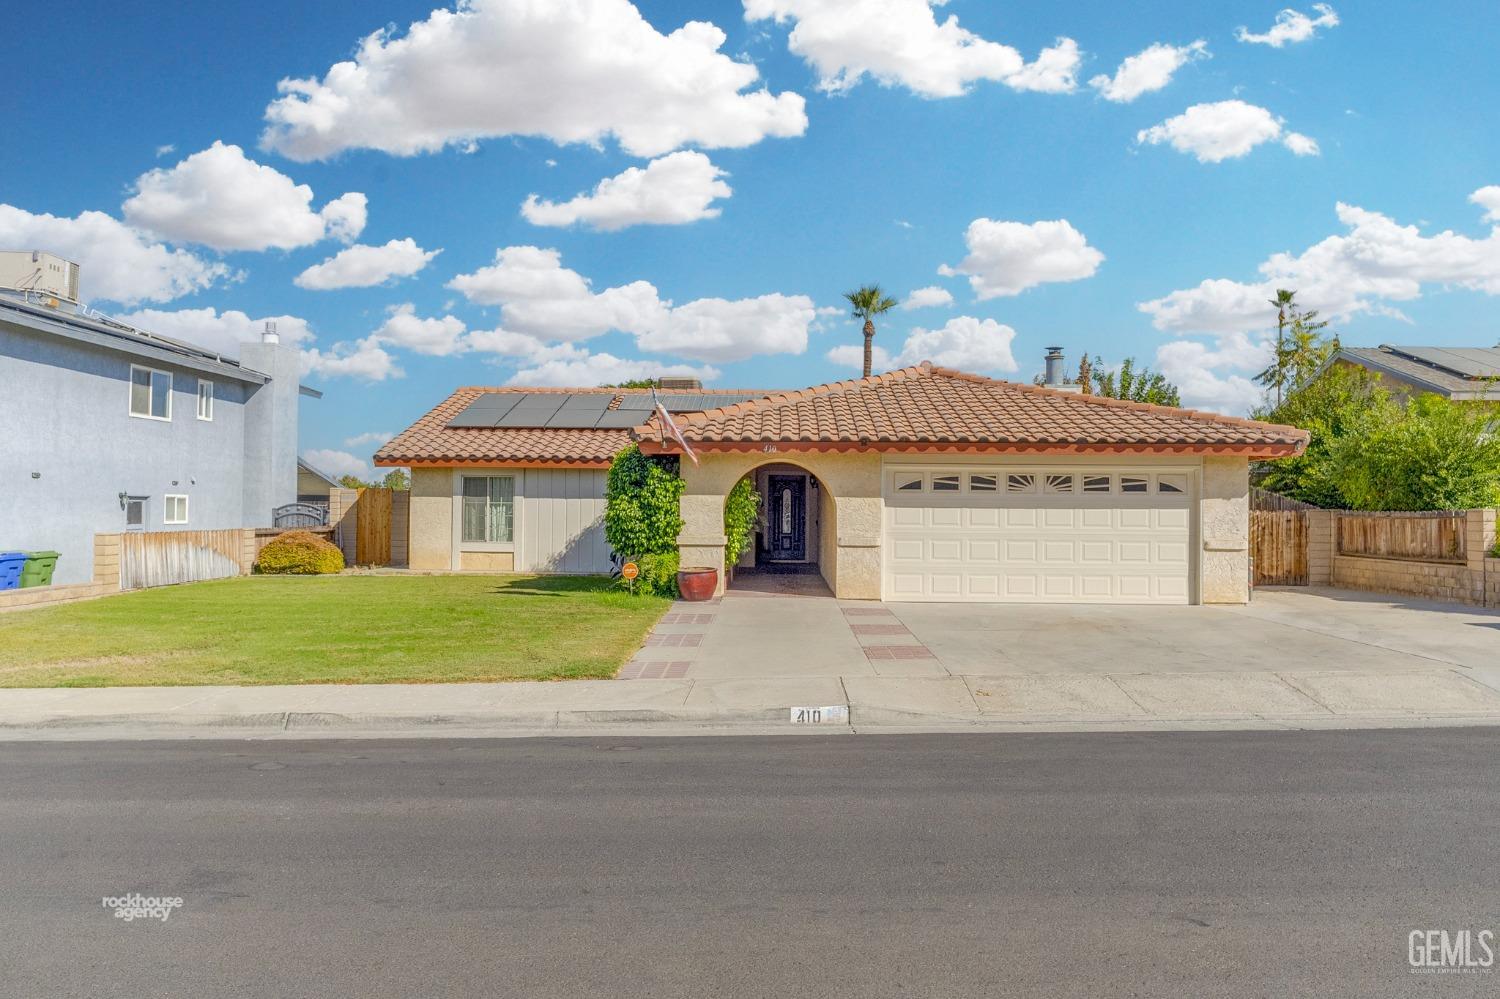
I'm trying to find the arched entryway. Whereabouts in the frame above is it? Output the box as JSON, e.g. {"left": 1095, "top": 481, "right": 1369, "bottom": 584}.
{"left": 726, "top": 460, "right": 834, "bottom": 596}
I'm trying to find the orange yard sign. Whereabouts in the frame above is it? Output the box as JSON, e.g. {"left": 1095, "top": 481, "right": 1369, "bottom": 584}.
{"left": 621, "top": 562, "right": 640, "bottom": 581}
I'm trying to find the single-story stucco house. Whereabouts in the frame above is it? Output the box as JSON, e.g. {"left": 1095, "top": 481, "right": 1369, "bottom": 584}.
{"left": 376, "top": 363, "right": 1307, "bottom": 605}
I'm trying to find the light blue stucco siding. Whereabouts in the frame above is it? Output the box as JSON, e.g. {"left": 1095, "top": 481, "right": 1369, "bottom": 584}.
{"left": 0, "top": 321, "right": 292, "bottom": 585}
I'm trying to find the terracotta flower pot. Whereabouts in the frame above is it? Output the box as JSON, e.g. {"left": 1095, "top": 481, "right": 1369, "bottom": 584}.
{"left": 676, "top": 566, "right": 718, "bottom": 602}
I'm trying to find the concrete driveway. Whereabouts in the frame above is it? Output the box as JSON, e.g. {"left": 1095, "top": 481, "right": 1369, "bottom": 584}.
{"left": 627, "top": 586, "right": 1500, "bottom": 679}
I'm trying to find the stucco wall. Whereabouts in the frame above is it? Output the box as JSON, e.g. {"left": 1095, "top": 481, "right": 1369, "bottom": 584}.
{"left": 408, "top": 468, "right": 453, "bottom": 570}
{"left": 0, "top": 321, "right": 294, "bottom": 585}
{"left": 679, "top": 450, "right": 882, "bottom": 598}
{"left": 1199, "top": 455, "right": 1250, "bottom": 604}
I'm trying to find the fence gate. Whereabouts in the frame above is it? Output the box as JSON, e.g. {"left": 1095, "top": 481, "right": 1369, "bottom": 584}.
{"left": 1251, "top": 510, "right": 1309, "bottom": 586}
{"left": 355, "top": 487, "right": 393, "bottom": 566}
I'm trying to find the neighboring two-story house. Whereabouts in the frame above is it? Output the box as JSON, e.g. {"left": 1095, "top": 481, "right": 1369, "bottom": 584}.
{"left": 0, "top": 251, "right": 315, "bottom": 586}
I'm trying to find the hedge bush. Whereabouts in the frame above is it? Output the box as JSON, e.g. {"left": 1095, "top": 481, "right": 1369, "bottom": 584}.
{"left": 254, "top": 530, "right": 345, "bottom": 575}
{"left": 605, "top": 444, "right": 683, "bottom": 596}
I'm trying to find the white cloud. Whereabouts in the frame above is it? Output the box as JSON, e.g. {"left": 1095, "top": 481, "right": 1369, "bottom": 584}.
{"left": 122, "top": 142, "right": 366, "bottom": 251}
{"left": 826, "top": 342, "right": 893, "bottom": 371}
{"left": 504, "top": 351, "right": 721, "bottom": 388}
{"left": 154, "top": 144, "right": 176, "bottom": 158}
{"left": 1089, "top": 40, "right": 1207, "bottom": 103}
{"left": 1136, "top": 100, "right": 1317, "bottom": 163}
{"left": 1236, "top": 4, "right": 1340, "bottom": 48}
{"left": 370, "top": 303, "right": 469, "bottom": 356}
{"left": 294, "top": 238, "right": 440, "bottom": 290}
{"left": 302, "top": 448, "right": 373, "bottom": 482}
{"left": 448, "top": 246, "right": 816, "bottom": 361}
{"left": 301, "top": 336, "right": 402, "bottom": 382}
{"left": 0, "top": 205, "right": 229, "bottom": 306}
{"left": 744, "top": 0, "right": 1079, "bottom": 97}
{"left": 1139, "top": 189, "right": 1500, "bottom": 334}
{"left": 521, "top": 151, "right": 731, "bottom": 231}
{"left": 260, "top": 0, "right": 806, "bottom": 161}
{"left": 344, "top": 430, "right": 394, "bottom": 448}
{"left": 902, "top": 285, "right": 954, "bottom": 310}
{"left": 1154, "top": 332, "right": 1272, "bottom": 414}
{"left": 117, "top": 307, "right": 314, "bottom": 359}
{"left": 939, "top": 218, "right": 1104, "bottom": 299}
{"left": 1469, "top": 185, "right": 1500, "bottom": 222}
{"left": 826, "top": 315, "right": 1018, "bottom": 374}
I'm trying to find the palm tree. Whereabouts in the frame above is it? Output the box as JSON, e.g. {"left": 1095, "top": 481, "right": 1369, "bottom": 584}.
{"left": 1267, "top": 289, "right": 1297, "bottom": 407}
{"left": 844, "top": 284, "right": 898, "bottom": 378}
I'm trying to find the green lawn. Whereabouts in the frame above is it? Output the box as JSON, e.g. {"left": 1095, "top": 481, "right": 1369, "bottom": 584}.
{"left": 0, "top": 575, "right": 670, "bottom": 687}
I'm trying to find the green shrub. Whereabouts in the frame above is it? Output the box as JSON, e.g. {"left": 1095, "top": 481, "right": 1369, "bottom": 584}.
{"left": 723, "top": 475, "right": 761, "bottom": 570}
{"left": 632, "top": 551, "right": 680, "bottom": 597}
{"left": 254, "top": 530, "right": 345, "bottom": 575}
{"left": 605, "top": 445, "right": 684, "bottom": 596}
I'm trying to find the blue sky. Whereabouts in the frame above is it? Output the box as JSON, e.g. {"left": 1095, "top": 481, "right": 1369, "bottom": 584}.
{"left": 4, "top": 1, "right": 1498, "bottom": 479}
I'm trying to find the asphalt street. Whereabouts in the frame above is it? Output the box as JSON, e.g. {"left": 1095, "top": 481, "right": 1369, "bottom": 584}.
{"left": 1, "top": 729, "right": 1497, "bottom": 998}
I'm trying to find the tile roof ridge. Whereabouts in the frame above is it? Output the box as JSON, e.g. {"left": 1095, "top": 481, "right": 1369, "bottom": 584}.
{"left": 926, "top": 365, "right": 1307, "bottom": 438}
{"left": 663, "top": 363, "right": 935, "bottom": 428}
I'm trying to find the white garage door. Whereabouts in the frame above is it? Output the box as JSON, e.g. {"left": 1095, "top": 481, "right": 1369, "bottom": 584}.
{"left": 884, "top": 467, "right": 1193, "bottom": 604}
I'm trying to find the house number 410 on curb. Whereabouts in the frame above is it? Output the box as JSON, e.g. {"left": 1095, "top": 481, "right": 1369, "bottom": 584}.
{"left": 791, "top": 705, "right": 849, "bottom": 724}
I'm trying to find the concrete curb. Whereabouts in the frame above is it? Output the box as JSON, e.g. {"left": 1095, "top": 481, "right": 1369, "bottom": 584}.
{"left": 4, "top": 705, "right": 1500, "bottom": 740}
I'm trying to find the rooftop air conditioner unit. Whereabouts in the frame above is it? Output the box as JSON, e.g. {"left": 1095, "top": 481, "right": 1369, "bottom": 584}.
{"left": 0, "top": 250, "right": 81, "bottom": 303}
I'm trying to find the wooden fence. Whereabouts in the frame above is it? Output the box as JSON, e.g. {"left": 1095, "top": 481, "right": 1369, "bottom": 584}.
{"left": 120, "top": 529, "right": 248, "bottom": 590}
{"left": 1251, "top": 510, "right": 1309, "bottom": 585}
{"left": 329, "top": 487, "right": 409, "bottom": 567}
{"left": 1336, "top": 510, "right": 1467, "bottom": 563}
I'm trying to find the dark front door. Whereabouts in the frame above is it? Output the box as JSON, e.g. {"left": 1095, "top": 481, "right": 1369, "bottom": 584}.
{"left": 767, "top": 475, "right": 807, "bottom": 561}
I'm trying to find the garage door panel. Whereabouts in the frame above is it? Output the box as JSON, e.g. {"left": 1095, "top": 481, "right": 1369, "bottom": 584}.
{"left": 885, "top": 467, "right": 1192, "bottom": 605}
{"left": 930, "top": 539, "right": 962, "bottom": 561}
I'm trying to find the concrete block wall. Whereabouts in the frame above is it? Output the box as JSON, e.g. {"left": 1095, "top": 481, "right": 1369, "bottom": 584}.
{"left": 1306, "top": 509, "right": 1334, "bottom": 586}
{"left": 1326, "top": 508, "right": 1497, "bottom": 607}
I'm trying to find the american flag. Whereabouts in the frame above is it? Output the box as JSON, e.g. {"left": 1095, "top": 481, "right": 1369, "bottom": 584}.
{"left": 651, "top": 388, "right": 698, "bottom": 465}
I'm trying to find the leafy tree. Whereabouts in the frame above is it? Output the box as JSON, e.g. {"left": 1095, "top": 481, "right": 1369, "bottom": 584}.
{"left": 1260, "top": 366, "right": 1500, "bottom": 510}
{"left": 1329, "top": 393, "right": 1500, "bottom": 511}
{"left": 379, "top": 469, "right": 410, "bottom": 491}
{"left": 602, "top": 378, "right": 659, "bottom": 389}
{"left": 1257, "top": 364, "right": 1391, "bottom": 508}
{"left": 843, "top": 284, "right": 898, "bottom": 378}
{"left": 1085, "top": 356, "right": 1182, "bottom": 406}
{"left": 1256, "top": 290, "right": 1337, "bottom": 405}
{"left": 337, "top": 474, "right": 368, "bottom": 489}
{"left": 604, "top": 445, "right": 684, "bottom": 594}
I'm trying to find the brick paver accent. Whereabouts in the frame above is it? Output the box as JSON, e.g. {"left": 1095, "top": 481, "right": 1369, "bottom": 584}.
{"left": 842, "top": 607, "right": 896, "bottom": 616}
{"left": 863, "top": 645, "right": 937, "bottom": 661}
{"left": 617, "top": 660, "right": 692, "bottom": 680}
{"left": 660, "top": 613, "right": 716, "bottom": 625}
{"left": 850, "top": 623, "right": 911, "bottom": 636}
{"left": 643, "top": 633, "right": 703, "bottom": 648}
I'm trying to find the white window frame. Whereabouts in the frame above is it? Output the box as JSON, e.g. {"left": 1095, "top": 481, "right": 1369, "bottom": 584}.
{"left": 196, "top": 378, "right": 213, "bottom": 421}
{"left": 456, "top": 474, "right": 517, "bottom": 552}
{"left": 129, "top": 365, "right": 173, "bottom": 421}
{"left": 163, "top": 494, "right": 189, "bottom": 525}
{"left": 893, "top": 472, "right": 925, "bottom": 493}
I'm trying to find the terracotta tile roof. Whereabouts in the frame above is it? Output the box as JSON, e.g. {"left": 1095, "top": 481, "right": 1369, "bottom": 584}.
{"left": 631, "top": 364, "right": 1309, "bottom": 457}
{"left": 374, "top": 386, "right": 774, "bottom": 466}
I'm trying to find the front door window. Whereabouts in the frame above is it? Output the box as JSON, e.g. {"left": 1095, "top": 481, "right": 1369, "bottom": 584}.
{"left": 767, "top": 475, "right": 807, "bottom": 561}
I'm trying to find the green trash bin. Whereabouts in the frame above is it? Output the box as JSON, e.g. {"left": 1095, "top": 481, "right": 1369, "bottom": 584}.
{"left": 19, "top": 551, "right": 59, "bottom": 588}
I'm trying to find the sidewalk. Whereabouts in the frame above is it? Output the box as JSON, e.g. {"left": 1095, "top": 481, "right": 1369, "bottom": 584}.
{"left": 6, "top": 665, "right": 1500, "bottom": 740}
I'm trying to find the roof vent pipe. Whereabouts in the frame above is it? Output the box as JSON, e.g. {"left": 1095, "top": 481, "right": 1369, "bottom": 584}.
{"left": 1044, "top": 346, "right": 1065, "bottom": 386}
{"left": 262, "top": 320, "right": 279, "bottom": 345}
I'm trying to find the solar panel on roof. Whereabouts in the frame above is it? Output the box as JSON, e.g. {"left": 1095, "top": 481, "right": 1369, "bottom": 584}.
{"left": 445, "top": 393, "right": 522, "bottom": 427}
{"left": 496, "top": 396, "right": 567, "bottom": 427}
{"left": 614, "top": 394, "right": 658, "bottom": 411}
{"left": 594, "top": 410, "right": 645, "bottom": 428}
